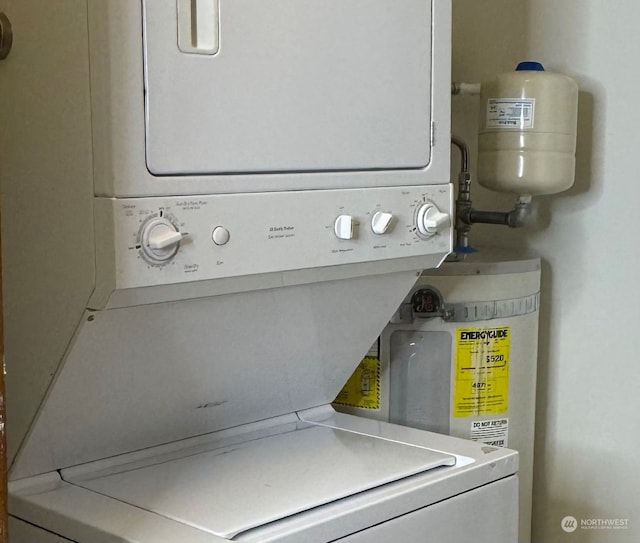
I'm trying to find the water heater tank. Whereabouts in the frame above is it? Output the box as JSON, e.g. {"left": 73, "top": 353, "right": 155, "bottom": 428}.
{"left": 478, "top": 61, "right": 578, "bottom": 196}
{"left": 334, "top": 255, "right": 540, "bottom": 543}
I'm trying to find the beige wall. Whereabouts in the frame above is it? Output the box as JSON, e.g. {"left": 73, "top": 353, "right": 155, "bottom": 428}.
{"left": 452, "top": 1, "right": 640, "bottom": 542}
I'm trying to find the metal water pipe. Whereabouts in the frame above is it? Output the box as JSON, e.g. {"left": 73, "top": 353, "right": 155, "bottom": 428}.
{"left": 451, "top": 136, "right": 533, "bottom": 254}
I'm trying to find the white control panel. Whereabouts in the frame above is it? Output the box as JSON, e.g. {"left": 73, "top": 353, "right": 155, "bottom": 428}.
{"left": 98, "top": 186, "right": 452, "bottom": 290}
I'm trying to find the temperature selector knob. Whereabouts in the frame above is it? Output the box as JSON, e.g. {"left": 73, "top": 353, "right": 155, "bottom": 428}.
{"left": 415, "top": 202, "right": 450, "bottom": 237}
{"left": 334, "top": 215, "right": 355, "bottom": 240}
{"left": 140, "top": 217, "right": 185, "bottom": 263}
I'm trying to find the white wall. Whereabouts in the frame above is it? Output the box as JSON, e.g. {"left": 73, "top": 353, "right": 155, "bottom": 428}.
{"left": 452, "top": 1, "right": 640, "bottom": 542}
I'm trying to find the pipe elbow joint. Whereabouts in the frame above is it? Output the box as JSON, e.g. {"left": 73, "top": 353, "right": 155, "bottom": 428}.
{"left": 506, "top": 200, "right": 533, "bottom": 228}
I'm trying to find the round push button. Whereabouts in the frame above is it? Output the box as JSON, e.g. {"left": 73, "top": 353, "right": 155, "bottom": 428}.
{"left": 212, "top": 226, "right": 230, "bottom": 246}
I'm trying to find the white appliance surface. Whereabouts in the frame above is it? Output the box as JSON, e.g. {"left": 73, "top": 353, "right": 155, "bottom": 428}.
{"left": 143, "top": 0, "right": 433, "bottom": 175}
{"left": 334, "top": 477, "right": 517, "bottom": 543}
{"left": 9, "top": 272, "right": 426, "bottom": 479}
{"left": 81, "top": 0, "right": 451, "bottom": 197}
{"left": 9, "top": 417, "right": 518, "bottom": 543}
{"left": 66, "top": 425, "right": 455, "bottom": 539}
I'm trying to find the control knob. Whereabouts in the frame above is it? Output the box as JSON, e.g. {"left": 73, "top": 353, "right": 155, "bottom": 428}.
{"left": 334, "top": 215, "right": 356, "bottom": 240}
{"left": 415, "top": 202, "right": 450, "bottom": 237}
{"left": 140, "top": 217, "right": 186, "bottom": 262}
{"left": 371, "top": 211, "right": 394, "bottom": 235}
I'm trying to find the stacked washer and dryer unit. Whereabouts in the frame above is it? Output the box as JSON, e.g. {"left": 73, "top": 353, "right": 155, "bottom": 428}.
{"left": 1, "top": 1, "right": 520, "bottom": 542}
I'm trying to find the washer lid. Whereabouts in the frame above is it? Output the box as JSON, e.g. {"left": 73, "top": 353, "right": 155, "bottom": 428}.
{"left": 68, "top": 425, "right": 455, "bottom": 539}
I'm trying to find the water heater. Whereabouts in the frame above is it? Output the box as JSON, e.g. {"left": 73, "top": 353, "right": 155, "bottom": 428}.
{"left": 478, "top": 61, "right": 578, "bottom": 197}
{"left": 335, "top": 256, "right": 540, "bottom": 543}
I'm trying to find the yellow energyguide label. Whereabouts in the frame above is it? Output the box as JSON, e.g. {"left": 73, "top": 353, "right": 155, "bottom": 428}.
{"left": 454, "top": 326, "right": 510, "bottom": 417}
{"left": 334, "top": 357, "right": 381, "bottom": 410}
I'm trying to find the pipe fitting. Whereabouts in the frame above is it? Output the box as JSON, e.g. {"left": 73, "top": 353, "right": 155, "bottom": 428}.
{"left": 506, "top": 199, "right": 532, "bottom": 228}
{"left": 451, "top": 82, "right": 482, "bottom": 96}
{"left": 467, "top": 199, "right": 532, "bottom": 228}
{"left": 451, "top": 135, "right": 534, "bottom": 252}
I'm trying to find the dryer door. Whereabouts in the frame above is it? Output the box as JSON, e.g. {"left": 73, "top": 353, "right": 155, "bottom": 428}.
{"left": 142, "top": 0, "right": 433, "bottom": 176}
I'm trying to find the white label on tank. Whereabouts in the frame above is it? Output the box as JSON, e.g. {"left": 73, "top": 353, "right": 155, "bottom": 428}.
{"left": 470, "top": 418, "right": 509, "bottom": 447}
{"left": 486, "top": 98, "right": 535, "bottom": 129}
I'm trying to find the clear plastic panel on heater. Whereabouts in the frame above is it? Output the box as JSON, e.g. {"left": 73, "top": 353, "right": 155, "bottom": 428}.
{"left": 389, "top": 330, "right": 452, "bottom": 434}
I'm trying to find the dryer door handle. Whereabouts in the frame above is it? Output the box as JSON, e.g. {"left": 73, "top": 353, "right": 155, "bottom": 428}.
{"left": 177, "top": 0, "right": 220, "bottom": 55}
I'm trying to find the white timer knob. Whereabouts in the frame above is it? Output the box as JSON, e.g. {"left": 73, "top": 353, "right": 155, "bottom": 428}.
{"left": 141, "top": 217, "right": 185, "bottom": 262}
{"left": 416, "top": 203, "right": 450, "bottom": 236}
{"left": 149, "top": 229, "right": 183, "bottom": 250}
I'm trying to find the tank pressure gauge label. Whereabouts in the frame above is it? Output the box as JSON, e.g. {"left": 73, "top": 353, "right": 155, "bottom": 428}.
{"left": 454, "top": 327, "right": 510, "bottom": 417}
{"left": 486, "top": 98, "right": 535, "bottom": 129}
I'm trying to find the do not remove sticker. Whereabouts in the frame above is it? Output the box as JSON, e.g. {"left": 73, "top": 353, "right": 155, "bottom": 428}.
{"left": 471, "top": 418, "right": 509, "bottom": 448}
